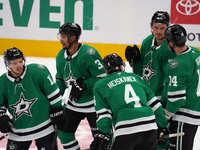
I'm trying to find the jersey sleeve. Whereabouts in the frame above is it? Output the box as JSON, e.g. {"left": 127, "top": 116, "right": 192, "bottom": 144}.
{"left": 165, "top": 61, "right": 187, "bottom": 114}
{"left": 37, "top": 64, "right": 62, "bottom": 108}
{"left": 55, "top": 51, "right": 67, "bottom": 95}
{"left": 139, "top": 76, "right": 167, "bottom": 128}
{"left": 94, "top": 82, "right": 112, "bottom": 134}
{"left": 0, "top": 76, "right": 7, "bottom": 113}
{"left": 134, "top": 36, "right": 151, "bottom": 76}
{"left": 145, "top": 87, "right": 168, "bottom": 128}
{"left": 83, "top": 49, "right": 107, "bottom": 90}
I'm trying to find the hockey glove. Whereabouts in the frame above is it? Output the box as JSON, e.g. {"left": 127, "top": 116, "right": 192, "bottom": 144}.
{"left": 0, "top": 113, "right": 14, "bottom": 133}
{"left": 69, "top": 78, "right": 87, "bottom": 101}
{"left": 89, "top": 130, "right": 111, "bottom": 150}
{"left": 50, "top": 106, "right": 67, "bottom": 132}
{"left": 157, "top": 126, "right": 170, "bottom": 145}
{"left": 125, "top": 44, "right": 140, "bottom": 66}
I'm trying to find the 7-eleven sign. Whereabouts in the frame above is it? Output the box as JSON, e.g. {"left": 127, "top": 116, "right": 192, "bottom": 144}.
{"left": 171, "top": 0, "right": 200, "bottom": 24}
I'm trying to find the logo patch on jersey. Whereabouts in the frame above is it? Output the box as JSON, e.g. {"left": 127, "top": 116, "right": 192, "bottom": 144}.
{"left": 170, "top": 60, "right": 179, "bottom": 68}
{"left": 9, "top": 142, "right": 17, "bottom": 150}
{"left": 142, "top": 61, "right": 157, "bottom": 84}
{"left": 10, "top": 92, "right": 37, "bottom": 120}
{"left": 86, "top": 48, "right": 96, "bottom": 55}
{"left": 37, "top": 64, "right": 45, "bottom": 69}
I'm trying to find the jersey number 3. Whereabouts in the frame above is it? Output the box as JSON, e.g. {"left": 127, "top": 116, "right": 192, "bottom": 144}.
{"left": 124, "top": 84, "right": 141, "bottom": 108}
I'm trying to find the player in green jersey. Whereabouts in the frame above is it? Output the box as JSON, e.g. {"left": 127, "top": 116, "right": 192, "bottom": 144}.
{"left": 163, "top": 24, "right": 200, "bottom": 150}
{"left": 125, "top": 11, "right": 176, "bottom": 102}
{"left": 0, "top": 47, "right": 67, "bottom": 150}
{"left": 125, "top": 11, "right": 176, "bottom": 149}
{"left": 90, "top": 53, "right": 168, "bottom": 150}
{"left": 56, "top": 22, "right": 107, "bottom": 150}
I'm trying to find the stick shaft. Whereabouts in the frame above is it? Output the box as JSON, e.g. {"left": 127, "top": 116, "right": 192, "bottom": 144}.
{"left": 63, "top": 85, "right": 72, "bottom": 112}
{"left": 0, "top": 134, "right": 8, "bottom": 141}
{"left": 168, "top": 132, "right": 185, "bottom": 138}
{"left": 131, "top": 59, "right": 134, "bottom": 73}
{"left": 162, "top": 132, "right": 185, "bottom": 138}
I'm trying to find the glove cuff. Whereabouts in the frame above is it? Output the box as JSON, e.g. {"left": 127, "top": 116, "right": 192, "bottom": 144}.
{"left": 0, "top": 113, "right": 8, "bottom": 117}
{"left": 94, "top": 131, "right": 111, "bottom": 142}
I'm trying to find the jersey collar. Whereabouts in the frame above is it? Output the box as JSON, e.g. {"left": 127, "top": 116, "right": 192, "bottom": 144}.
{"left": 64, "top": 44, "right": 83, "bottom": 60}
{"left": 180, "top": 46, "right": 191, "bottom": 55}
{"left": 151, "top": 37, "right": 161, "bottom": 50}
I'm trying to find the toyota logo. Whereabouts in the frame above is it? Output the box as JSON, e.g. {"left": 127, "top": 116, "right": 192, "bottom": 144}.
{"left": 176, "top": 0, "right": 200, "bottom": 15}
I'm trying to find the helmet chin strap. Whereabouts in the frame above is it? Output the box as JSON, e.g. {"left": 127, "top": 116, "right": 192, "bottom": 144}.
{"left": 64, "top": 35, "right": 74, "bottom": 52}
{"left": 64, "top": 43, "right": 72, "bottom": 51}
{"left": 167, "top": 44, "right": 175, "bottom": 53}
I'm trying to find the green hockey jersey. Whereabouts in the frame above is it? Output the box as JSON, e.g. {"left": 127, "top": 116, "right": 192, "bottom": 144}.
{"left": 0, "top": 64, "right": 62, "bottom": 141}
{"left": 163, "top": 46, "right": 200, "bottom": 125}
{"left": 134, "top": 35, "right": 176, "bottom": 99}
{"left": 56, "top": 44, "right": 106, "bottom": 113}
{"left": 94, "top": 71, "right": 167, "bottom": 138}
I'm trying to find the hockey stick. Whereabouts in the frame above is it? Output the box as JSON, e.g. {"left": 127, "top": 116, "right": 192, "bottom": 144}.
{"left": 52, "top": 125, "right": 58, "bottom": 149}
{"left": 51, "top": 85, "right": 73, "bottom": 148}
{"left": 0, "top": 133, "right": 8, "bottom": 141}
{"left": 131, "top": 58, "right": 134, "bottom": 73}
{"left": 63, "top": 84, "right": 72, "bottom": 112}
{"left": 162, "top": 132, "right": 185, "bottom": 139}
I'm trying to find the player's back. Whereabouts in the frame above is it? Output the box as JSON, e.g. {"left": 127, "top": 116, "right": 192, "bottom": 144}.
{"left": 163, "top": 47, "right": 200, "bottom": 125}
{"left": 95, "top": 71, "right": 157, "bottom": 126}
{"left": 94, "top": 71, "right": 158, "bottom": 137}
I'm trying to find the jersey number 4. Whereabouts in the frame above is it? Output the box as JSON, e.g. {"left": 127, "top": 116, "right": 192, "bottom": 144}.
{"left": 124, "top": 84, "right": 141, "bottom": 108}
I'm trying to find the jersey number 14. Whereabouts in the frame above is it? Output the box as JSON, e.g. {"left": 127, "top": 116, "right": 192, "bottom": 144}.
{"left": 169, "top": 69, "right": 200, "bottom": 97}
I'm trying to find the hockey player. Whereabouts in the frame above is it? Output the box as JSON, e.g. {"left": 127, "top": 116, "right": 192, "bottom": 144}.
{"left": 125, "top": 11, "right": 176, "bottom": 149}
{"left": 125, "top": 11, "right": 176, "bottom": 103}
{"left": 163, "top": 24, "right": 200, "bottom": 150}
{"left": 90, "top": 53, "right": 169, "bottom": 150}
{"left": 0, "top": 47, "right": 66, "bottom": 150}
{"left": 55, "top": 22, "right": 107, "bottom": 150}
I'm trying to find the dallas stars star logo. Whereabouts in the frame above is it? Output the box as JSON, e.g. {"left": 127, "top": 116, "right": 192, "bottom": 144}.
{"left": 142, "top": 61, "right": 157, "bottom": 84}
{"left": 65, "top": 71, "right": 77, "bottom": 87}
{"left": 10, "top": 92, "right": 37, "bottom": 120}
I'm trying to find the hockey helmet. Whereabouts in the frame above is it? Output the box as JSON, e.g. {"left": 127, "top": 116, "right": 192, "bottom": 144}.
{"left": 151, "top": 11, "right": 170, "bottom": 26}
{"left": 59, "top": 22, "right": 81, "bottom": 41}
{"left": 103, "top": 53, "right": 125, "bottom": 74}
{"left": 4, "top": 47, "right": 25, "bottom": 67}
{"left": 164, "top": 24, "right": 187, "bottom": 46}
